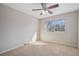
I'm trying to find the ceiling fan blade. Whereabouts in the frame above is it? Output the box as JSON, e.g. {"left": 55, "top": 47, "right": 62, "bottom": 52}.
{"left": 48, "top": 4, "right": 59, "bottom": 9}
{"left": 32, "top": 9, "right": 42, "bottom": 11}
{"left": 48, "top": 10, "right": 53, "bottom": 14}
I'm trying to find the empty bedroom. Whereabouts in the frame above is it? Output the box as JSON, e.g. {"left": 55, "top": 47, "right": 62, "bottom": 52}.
{"left": 0, "top": 3, "right": 79, "bottom": 56}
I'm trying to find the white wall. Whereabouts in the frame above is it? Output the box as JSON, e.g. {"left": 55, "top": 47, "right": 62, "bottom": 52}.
{"left": 78, "top": 10, "right": 79, "bottom": 48}
{"left": 40, "top": 11, "right": 78, "bottom": 47}
{"left": 0, "top": 4, "right": 38, "bottom": 53}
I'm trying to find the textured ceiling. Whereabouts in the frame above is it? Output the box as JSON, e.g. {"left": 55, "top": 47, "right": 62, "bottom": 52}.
{"left": 2, "top": 3, "right": 79, "bottom": 19}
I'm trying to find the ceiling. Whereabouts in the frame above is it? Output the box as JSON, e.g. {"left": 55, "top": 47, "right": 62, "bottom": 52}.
{"left": 2, "top": 3, "right": 79, "bottom": 19}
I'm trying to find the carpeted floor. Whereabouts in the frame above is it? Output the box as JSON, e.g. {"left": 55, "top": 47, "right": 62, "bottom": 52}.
{"left": 0, "top": 41, "right": 79, "bottom": 56}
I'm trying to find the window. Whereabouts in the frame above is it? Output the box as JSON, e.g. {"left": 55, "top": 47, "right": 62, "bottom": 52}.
{"left": 46, "top": 19, "right": 65, "bottom": 32}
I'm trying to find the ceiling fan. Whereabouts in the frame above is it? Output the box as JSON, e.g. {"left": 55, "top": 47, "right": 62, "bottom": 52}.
{"left": 32, "top": 3, "right": 59, "bottom": 15}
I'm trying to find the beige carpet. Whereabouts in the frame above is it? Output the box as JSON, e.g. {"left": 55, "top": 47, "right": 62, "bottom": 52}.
{"left": 0, "top": 41, "right": 79, "bottom": 56}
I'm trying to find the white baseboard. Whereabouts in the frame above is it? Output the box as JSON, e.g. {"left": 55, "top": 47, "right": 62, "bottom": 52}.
{"left": 0, "top": 44, "right": 24, "bottom": 54}
{"left": 41, "top": 40, "right": 78, "bottom": 48}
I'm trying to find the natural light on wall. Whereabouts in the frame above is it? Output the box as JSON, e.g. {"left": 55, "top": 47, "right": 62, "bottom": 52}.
{"left": 30, "top": 32, "right": 47, "bottom": 45}
{"left": 31, "top": 32, "right": 37, "bottom": 43}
